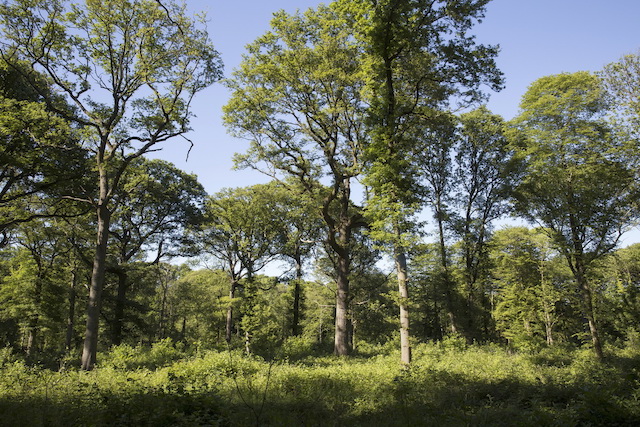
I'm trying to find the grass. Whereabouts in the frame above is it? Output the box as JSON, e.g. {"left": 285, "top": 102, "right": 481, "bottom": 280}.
{"left": 1, "top": 342, "right": 640, "bottom": 426}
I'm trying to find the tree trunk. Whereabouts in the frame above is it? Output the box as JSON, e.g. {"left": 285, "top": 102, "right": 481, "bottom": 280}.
{"left": 395, "top": 244, "right": 411, "bottom": 365}
{"left": 81, "top": 203, "right": 111, "bottom": 370}
{"left": 436, "top": 208, "right": 458, "bottom": 335}
{"left": 545, "top": 318, "right": 554, "bottom": 346}
{"left": 431, "top": 275, "right": 443, "bottom": 340}
{"left": 26, "top": 274, "right": 44, "bottom": 356}
{"left": 292, "top": 252, "right": 303, "bottom": 336}
{"left": 225, "top": 280, "right": 237, "bottom": 343}
{"left": 65, "top": 268, "right": 78, "bottom": 353}
{"left": 158, "top": 274, "right": 169, "bottom": 340}
{"left": 324, "top": 177, "right": 353, "bottom": 357}
{"left": 111, "top": 269, "right": 128, "bottom": 346}
{"left": 334, "top": 252, "right": 350, "bottom": 356}
{"left": 575, "top": 267, "right": 604, "bottom": 360}
{"left": 26, "top": 319, "right": 37, "bottom": 356}
{"left": 568, "top": 208, "right": 604, "bottom": 360}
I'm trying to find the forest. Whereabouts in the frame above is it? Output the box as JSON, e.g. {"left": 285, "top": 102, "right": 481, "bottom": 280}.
{"left": 1, "top": 0, "right": 640, "bottom": 425}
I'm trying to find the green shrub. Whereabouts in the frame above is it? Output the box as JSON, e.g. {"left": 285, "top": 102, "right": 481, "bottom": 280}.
{"left": 101, "top": 339, "right": 185, "bottom": 370}
{"left": 2, "top": 345, "right": 640, "bottom": 425}
{"left": 438, "top": 333, "right": 467, "bottom": 352}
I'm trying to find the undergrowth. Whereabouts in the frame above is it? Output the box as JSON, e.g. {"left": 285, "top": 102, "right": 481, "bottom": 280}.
{"left": 1, "top": 341, "right": 640, "bottom": 426}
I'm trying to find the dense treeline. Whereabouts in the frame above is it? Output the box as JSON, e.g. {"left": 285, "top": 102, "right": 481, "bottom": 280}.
{"left": 0, "top": 0, "right": 639, "bottom": 373}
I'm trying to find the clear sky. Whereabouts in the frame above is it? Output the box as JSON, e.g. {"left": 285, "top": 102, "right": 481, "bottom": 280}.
{"left": 152, "top": 0, "right": 640, "bottom": 224}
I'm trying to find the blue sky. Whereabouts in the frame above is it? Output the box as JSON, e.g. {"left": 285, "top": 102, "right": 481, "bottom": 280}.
{"left": 153, "top": 0, "right": 640, "bottom": 234}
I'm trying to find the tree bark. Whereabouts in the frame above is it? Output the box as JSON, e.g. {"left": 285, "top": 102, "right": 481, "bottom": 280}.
{"left": 323, "top": 177, "right": 354, "bottom": 357}
{"left": 575, "top": 265, "right": 604, "bottom": 360}
{"left": 334, "top": 252, "right": 351, "bottom": 356}
{"left": 26, "top": 269, "right": 47, "bottom": 356}
{"left": 111, "top": 269, "right": 128, "bottom": 346}
{"left": 292, "top": 252, "right": 303, "bottom": 336}
{"left": 81, "top": 203, "right": 111, "bottom": 370}
{"left": 65, "top": 268, "right": 78, "bottom": 353}
{"left": 568, "top": 208, "right": 604, "bottom": 360}
{"left": 395, "top": 244, "right": 411, "bottom": 365}
{"left": 225, "top": 280, "right": 238, "bottom": 343}
{"left": 158, "top": 273, "right": 169, "bottom": 340}
{"left": 436, "top": 206, "right": 458, "bottom": 335}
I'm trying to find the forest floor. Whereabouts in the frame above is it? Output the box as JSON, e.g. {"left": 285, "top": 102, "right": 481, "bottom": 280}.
{"left": 1, "top": 339, "right": 639, "bottom": 426}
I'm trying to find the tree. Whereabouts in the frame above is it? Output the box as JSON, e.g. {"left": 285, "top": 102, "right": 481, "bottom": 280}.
{"left": 224, "top": 6, "right": 367, "bottom": 355}
{"left": 594, "top": 244, "right": 640, "bottom": 343}
{"left": 201, "top": 184, "right": 283, "bottom": 347}
{"left": 168, "top": 268, "right": 229, "bottom": 347}
{"left": 601, "top": 50, "right": 640, "bottom": 140}
{"left": 452, "top": 106, "right": 517, "bottom": 341}
{"left": 0, "top": 0, "right": 222, "bottom": 369}
{"left": 267, "top": 181, "right": 323, "bottom": 337}
{"left": 107, "top": 158, "right": 206, "bottom": 345}
{"left": 0, "top": 217, "right": 70, "bottom": 355}
{"left": 490, "top": 227, "right": 570, "bottom": 349}
{"left": 0, "top": 60, "right": 87, "bottom": 245}
{"left": 336, "top": 0, "right": 503, "bottom": 364}
{"left": 418, "top": 116, "right": 460, "bottom": 337}
{"left": 510, "top": 71, "right": 640, "bottom": 360}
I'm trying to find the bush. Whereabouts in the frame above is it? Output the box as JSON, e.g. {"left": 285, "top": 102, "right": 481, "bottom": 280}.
{"left": 101, "top": 339, "right": 184, "bottom": 370}
{"left": 2, "top": 344, "right": 640, "bottom": 425}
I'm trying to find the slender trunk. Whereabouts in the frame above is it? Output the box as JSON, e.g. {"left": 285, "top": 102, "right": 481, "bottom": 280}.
{"left": 539, "top": 261, "right": 554, "bottom": 346}
{"left": 65, "top": 269, "right": 78, "bottom": 353}
{"left": 436, "top": 206, "right": 458, "bottom": 335}
{"left": 431, "top": 274, "right": 443, "bottom": 340}
{"left": 112, "top": 269, "right": 127, "bottom": 346}
{"left": 395, "top": 243, "right": 411, "bottom": 365}
{"left": 158, "top": 276, "right": 169, "bottom": 340}
{"left": 568, "top": 207, "right": 604, "bottom": 360}
{"left": 180, "top": 317, "right": 186, "bottom": 342}
{"left": 225, "top": 280, "right": 237, "bottom": 343}
{"left": 26, "top": 319, "right": 37, "bottom": 356}
{"left": 26, "top": 276, "right": 43, "bottom": 356}
{"left": 243, "top": 270, "right": 255, "bottom": 354}
{"left": 292, "top": 252, "right": 303, "bottom": 336}
{"left": 575, "top": 265, "right": 604, "bottom": 360}
{"left": 545, "top": 316, "right": 554, "bottom": 346}
{"left": 81, "top": 203, "right": 111, "bottom": 370}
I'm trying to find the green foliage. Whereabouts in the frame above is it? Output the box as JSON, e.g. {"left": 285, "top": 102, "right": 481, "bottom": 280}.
{"left": 0, "top": 61, "right": 86, "bottom": 238}
{"left": 601, "top": 49, "right": 640, "bottom": 141}
{"left": 2, "top": 344, "right": 640, "bottom": 425}
{"left": 510, "top": 71, "right": 640, "bottom": 358}
{"left": 591, "top": 244, "right": 640, "bottom": 343}
{"left": 165, "top": 268, "right": 229, "bottom": 348}
{"left": 510, "top": 71, "right": 638, "bottom": 260}
{"left": 101, "top": 339, "right": 185, "bottom": 371}
{"left": 490, "top": 227, "right": 576, "bottom": 349}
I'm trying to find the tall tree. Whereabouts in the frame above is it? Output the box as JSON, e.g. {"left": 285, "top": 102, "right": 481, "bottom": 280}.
{"left": 268, "top": 181, "right": 323, "bottom": 337}
{"left": 601, "top": 50, "right": 640, "bottom": 140}
{"left": 490, "top": 227, "right": 570, "bottom": 348}
{"left": 597, "top": 244, "right": 640, "bottom": 342}
{"left": 452, "top": 106, "right": 517, "bottom": 340}
{"left": 0, "top": 0, "right": 221, "bottom": 369}
{"left": 510, "top": 71, "right": 639, "bottom": 360}
{"left": 201, "top": 184, "right": 283, "bottom": 347}
{"left": 224, "top": 6, "right": 367, "bottom": 355}
{"left": 108, "top": 158, "right": 206, "bottom": 345}
{"left": 336, "top": 0, "right": 503, "bottom": 364}
{"left": 0, "top": 60, "right": 86, "bottom": 244}
{"left": 0, "top": 217, "right": 70, "bottom": 355}
{"left": 418, "top": 116, "right": 460, "bottom": 336}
